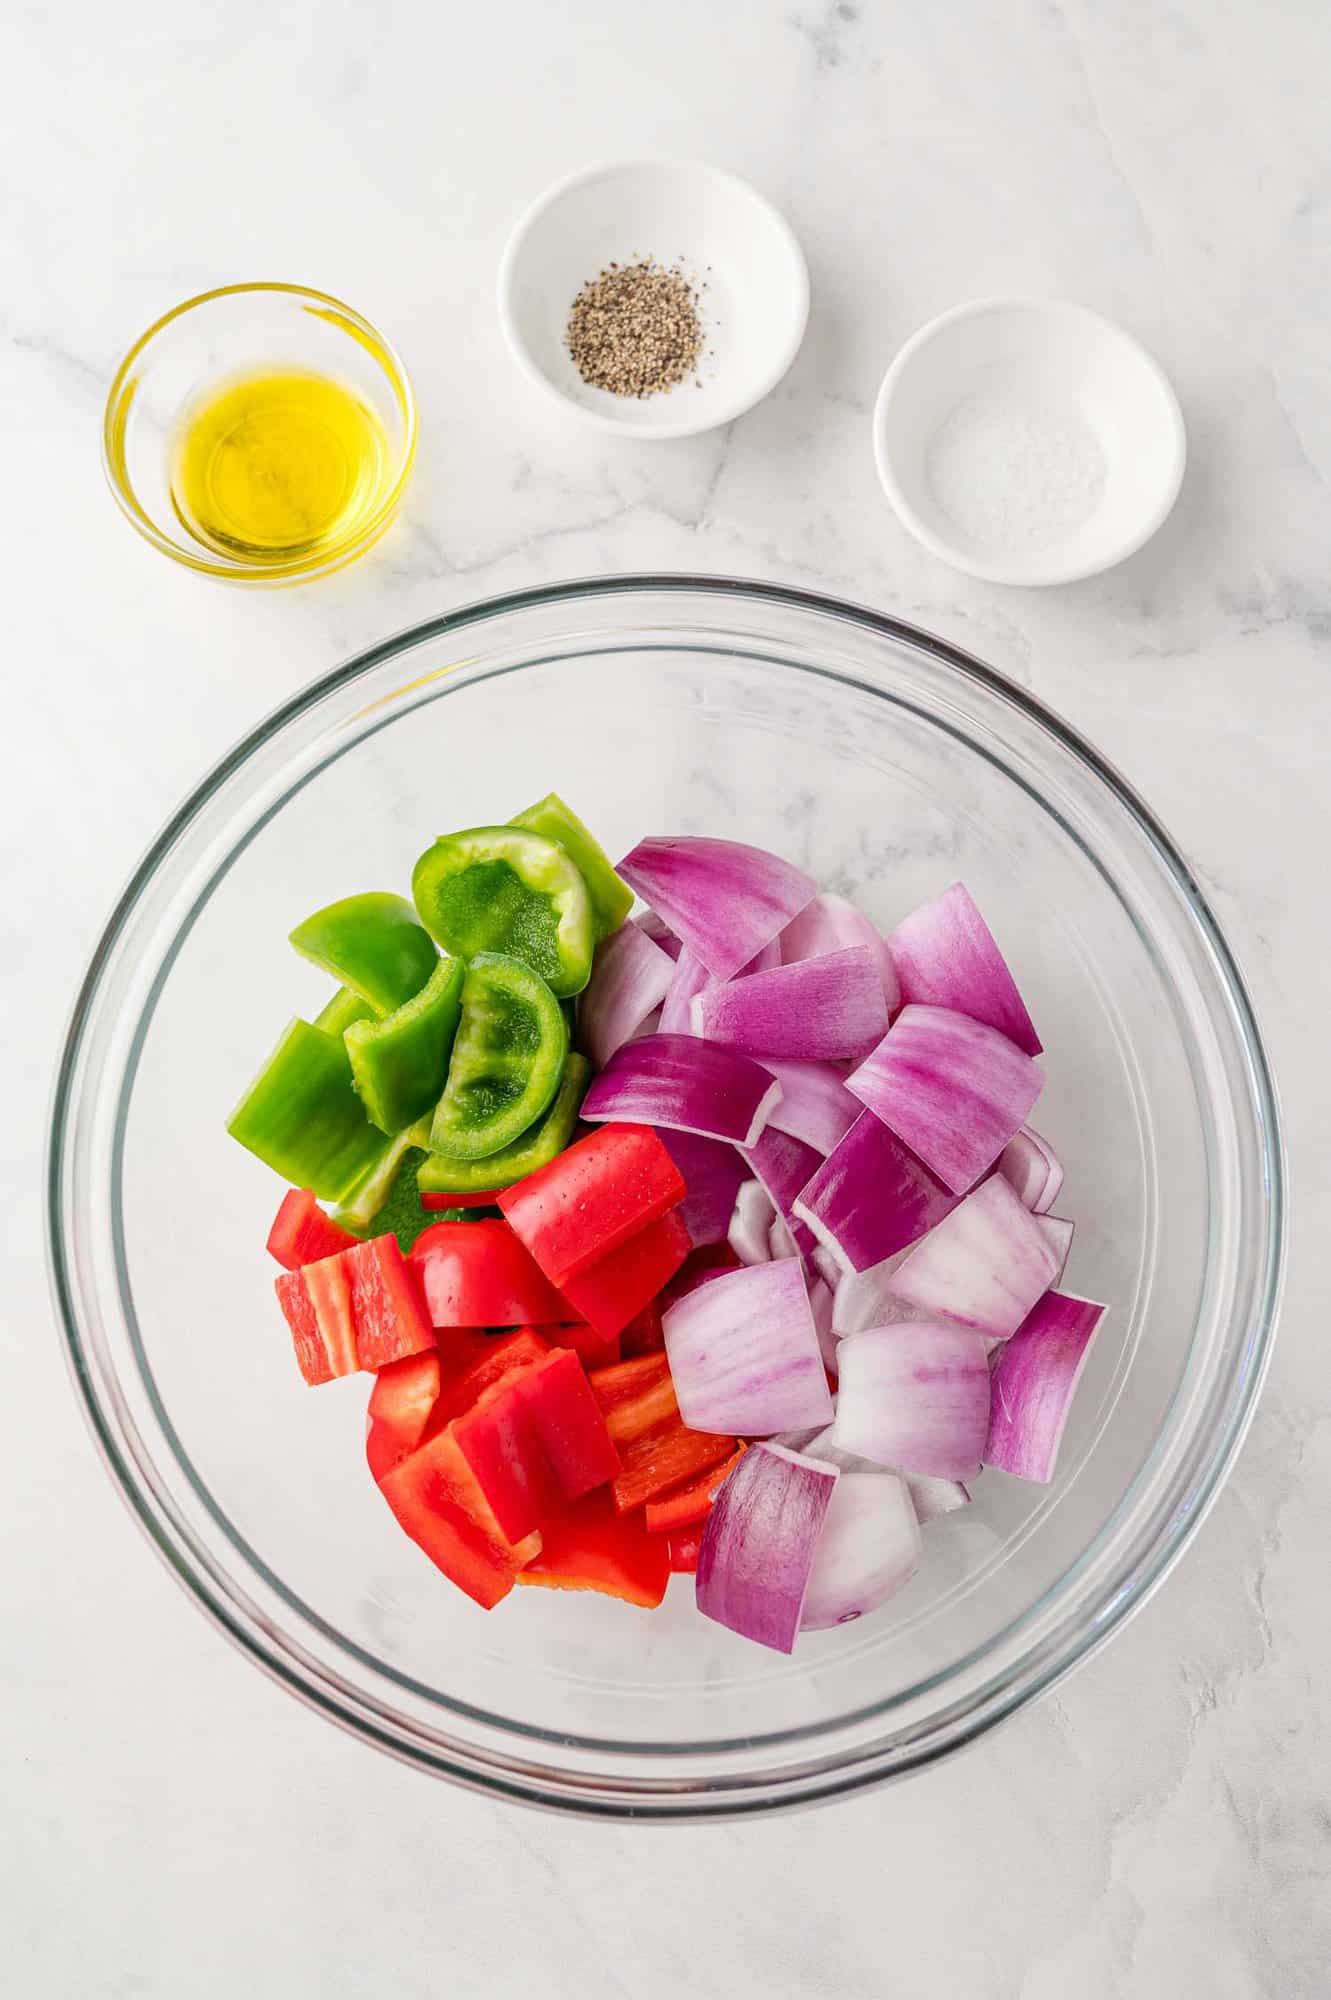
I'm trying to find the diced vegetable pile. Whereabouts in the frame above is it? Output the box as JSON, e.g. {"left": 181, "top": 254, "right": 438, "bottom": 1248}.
{"left": 230, "top": 795, "right": 1106, "bottom": 1653}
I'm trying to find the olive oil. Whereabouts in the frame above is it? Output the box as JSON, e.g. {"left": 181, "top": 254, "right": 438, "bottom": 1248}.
{"left": 169, "top": 367, "right": 389, "bottom": 564}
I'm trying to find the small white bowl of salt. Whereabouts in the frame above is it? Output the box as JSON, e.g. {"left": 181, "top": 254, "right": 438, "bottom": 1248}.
{"left": 873, "top": 297, "right": 1185, "bottom": 585}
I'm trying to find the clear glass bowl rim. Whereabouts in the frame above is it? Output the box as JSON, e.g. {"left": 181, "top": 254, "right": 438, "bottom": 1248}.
{"left": 46, "top": 573, "right": 1285, "bottom": 1817}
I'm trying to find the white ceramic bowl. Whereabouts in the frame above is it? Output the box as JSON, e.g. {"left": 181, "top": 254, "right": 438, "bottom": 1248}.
{"left": 498, "top": 160, "right": 809, "bottom": 440}
{"left": 873, "top": 297, "right": 1186, "bottom": 585}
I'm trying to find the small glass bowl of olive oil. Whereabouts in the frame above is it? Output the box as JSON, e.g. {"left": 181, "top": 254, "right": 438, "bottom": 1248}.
{"left": 103, "top": 284, "right": 417, "bottom": 584}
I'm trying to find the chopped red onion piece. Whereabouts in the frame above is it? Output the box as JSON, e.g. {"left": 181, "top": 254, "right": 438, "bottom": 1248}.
{"left": 663, "top": 1258, "right": 834, "bottom": 1436}
{"left": 779, "top": 892, "right": 873, "bottom": 964}
{"left": 767, "top": 1211, "right": 820, "bottom": 1267}
{"left": 770, "top": 1425, "right": 825, "bottom": 1452}
{"left": 659, "top": 947, "right": 713, "bottom": 1035}
{"left": 831, "top": 1250, "right": 915, "bottom": 1336}
{"left": 662, "top": 939, "right": 782, "bottom": 1039}
{"left": 996, "top": 1126, "right": 1064, "bottom": 1214}
{"left": 579, "top": 921, "right": 677, "bottom": 1068}
{"left": 618, "top": 836, "right": 817, "bottom": 982}
{"left": 758, "top": 1057, "right": 860, "bottom": 1155}
{"left": 739, "top": 937, "right": 782, "bottom": 975}
{"left": 1035, "top": 1214, "right": 1074, "bottom": 1282}
{"left": 906, "top": 1474, "right": 972, "bottom": 1522}
{"left": 695, "top": 1442, "right": 838, "bottom": 1653}
{"left": 728, "top": 1179, "right": 776, "bottom": 1265}
{"left": 741, "top": 1125, "right": 823, "bottom": 1273}
{"left": 985, "top": 1290, "right": 1106, "bottom": 1482}
{"left": 798, "top": 1425, "right": 874, "bottom": 1472}
{"left": 781, "top": 892, "right": 901, "bottom": 1012}
{"left": 793, "top": 1111, "right": 960, "bottom": 1274}
{"left": 693, "top": 948, "right": 888, "bottom": 1062}
{"left": 633, "top": 909, "right": 682, "bottom": 959}
{"left": 659, "top": 1243, "right": 742, "bottom": 1311}
{"left": 831, "top": 1322, "right": 991, "bottom": 1479}
{"left": 659, "top": 1129, "right": 748, "bottom": 1247}
{"left": 742, "top": 1123, "right": 823, "bottom": 1227}
{"left": 812, "top": 1243, "right": 843, "bottom": 1294}
{"left": 847, "top": 1003, "right": 1043, "bottom": 1194}
{"left": 792, "top": 1217, "right": 820, "bottom": 1264}
{"left": 885, "top": 1175, "right": 1060, "bottom": 1340}
{"left": 876, "top": 935, "right": 902, "bottom": 1015}
{"left": 799, "top": 1463, "right": 919, "bottom": 1630}
{"left": 581, "top": 1032, "right": 781, "bottom": 1148}
{"left": 770, "top": 1215, "right": 820, "bottom": 1268}
{"left": 631, "top": 1006, "right": 663, "bottom": 1042}
{"left": 803, "top": 1427, "right": 971, "bottom": 1522}
{"left": 887, "top": 881, "right": 1041, "bottom": 1056}
{"left": 768, "top": 1213, "right": 799, "bottom": 1261}
{"left": 808, "top": 1273, "right": 840, "bottom": 1376}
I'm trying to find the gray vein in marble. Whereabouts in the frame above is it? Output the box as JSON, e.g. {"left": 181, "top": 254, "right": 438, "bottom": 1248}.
{"left": 1259, "top": 371, "right": 1331, "bottom": 495}
{"left": 687, "top": 423, "right": 736, "bottom": 531}
{"left": 1218, "top": 576, "right": 1331, "bottom": 645}
{"left": 5, "top": 325, "right": 108, "bottom": 390}
{"left": 785, "top": 0, "right": 861, "bottom": 73}
{"left": 1048, "top": 2, "right": 1156, "bottom": 261}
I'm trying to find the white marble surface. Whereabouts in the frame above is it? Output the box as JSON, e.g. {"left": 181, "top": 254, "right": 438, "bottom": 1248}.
{"left": 4, "top": 0, "right": 1329, "bottom": 1991}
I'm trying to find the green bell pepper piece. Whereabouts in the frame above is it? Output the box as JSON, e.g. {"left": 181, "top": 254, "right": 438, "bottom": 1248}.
{"left": 290, "top": 893, "right": 438, "bottom": 1015}
{"left": 332, "top": 1142, "right": 437, "bottom": 1253}
{"left": 314, "top": 985, "right": 376, "bottom": 1036}
{"left": 411, "top": 827, "right": 595, "bottom": 998}
{"left": 226, "top": 1019, "right": 386, "bottom": 1201}
{"left": 418, "top": 1052, "right": 591, "bottom": 1195}
{"left": 345, "top": 954, "right": 465, "bottom": 1134}
{"left": 332, "top": 1115, "right": 433, "bottom": 1231}
{"left": 509, "top": 792, "right": 633, "bottom": 940}
{"left": 428, "top": 953, "right": 568, "bottom": 1161}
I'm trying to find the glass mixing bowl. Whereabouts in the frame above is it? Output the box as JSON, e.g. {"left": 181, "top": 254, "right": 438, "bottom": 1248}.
{"left": 47, "top": 577, "right": 1283, "bottom": 1817}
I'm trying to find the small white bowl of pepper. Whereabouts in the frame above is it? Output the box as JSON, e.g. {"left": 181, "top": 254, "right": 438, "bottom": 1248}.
{"left": 498, "top": 159, "right": 809, "bottom": 440}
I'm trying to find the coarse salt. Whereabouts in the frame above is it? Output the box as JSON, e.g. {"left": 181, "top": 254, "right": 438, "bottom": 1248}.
{"left": 926, "top": 390, "right": 1107, "bottom": 554}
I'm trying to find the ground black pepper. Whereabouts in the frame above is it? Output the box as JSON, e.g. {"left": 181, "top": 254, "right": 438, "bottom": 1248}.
{"left": 565, "top": 259, "right": 705, "bottom": 399}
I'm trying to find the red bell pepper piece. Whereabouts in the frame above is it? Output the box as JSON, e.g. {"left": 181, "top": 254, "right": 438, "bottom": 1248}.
{"left": 643, "top": 1444, "right": 747, "bottom": 1533}
{"left": 366, "top": 1350, "right": 443, "bottom": 1481}
{"left": 539, "top": 1322, "right": 622, "bottom": 1367}
{"left": 451, "top": 1380, "right": 561, "bottom": 1544}
{"left": 611, "top": 1420, "right": 737, "bottom": 1515}
{"left": 619, "top": 1301, "right": 665, "bottom": 1357}
{"left": 419, "top": 1188, "right": 500, "bottom": 1210}
{"left": 666, "top": 1527, "right": 703, "bottom": 1573}
{"left": 498, "top": 1123, "right": 686, "bottom": 1285}
{"left": 343, "top": 1235, "right": 435, "bottom": 1372}
{"left": 452, "top": 1349, "right": 621, "bottom": 1542}
{"left": 408, "top": 1219, "right": 568, "bottom": 1328}
{"left": 274, "top": 1267, "right": 336, "bottom": 1386}
{"left": 518, "top": 1489, "right": 670, "bottom": 1608}
{"left": 276, "top": 1237, "right": 435, "bottom": 1385}
{"left": 518, "top": 1349, "right": 621, "bottom": 1499}
{"left": 659, "top": 1241, "right": 743, "bottom": 1311}
{"left": 302, "top": 1254, "right": 359, "bottom": 1375}
{"left": 275, "top": 1252, "right": 359, "bottom": 1384}
{"left": 377, "top": 1428, "right": 540, "bottom": 1609}
{"left": 556, "top": 1209, "right": 691, "bottom": 1340}
{"left": 430, "top": 1326, "right": 551, "bottom": 1428}
{"left": 266, "top": 1186, "right": 360, "bottom": 1270}
{"left": 588, "top": 1352, "right": 678, "bottom": 1445}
